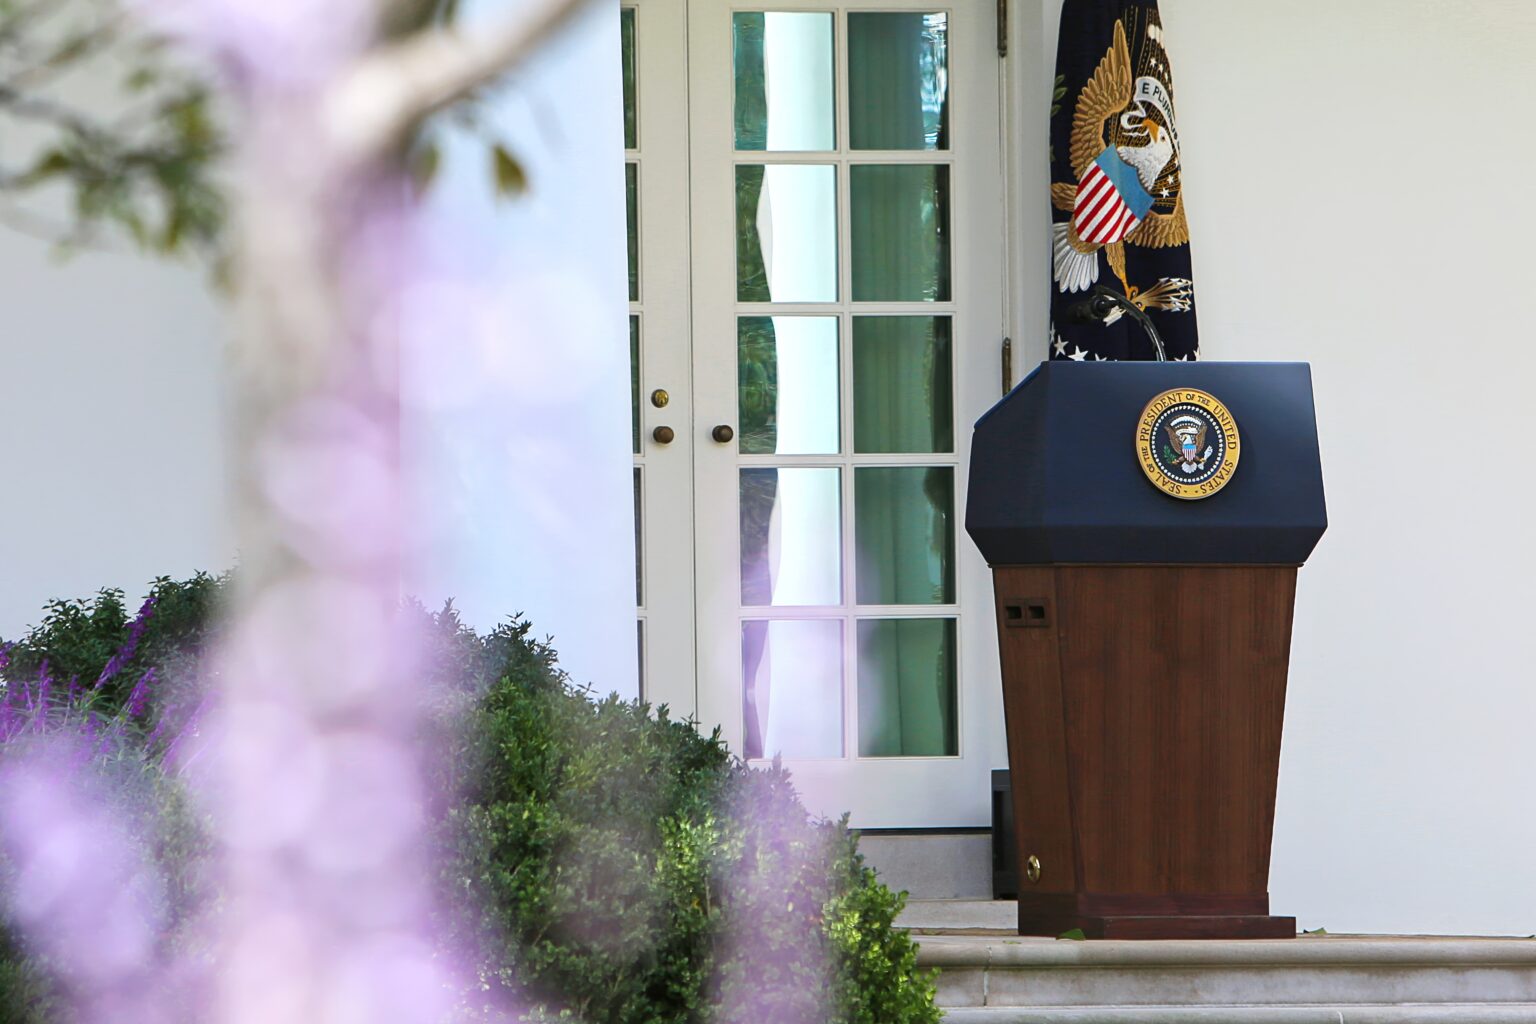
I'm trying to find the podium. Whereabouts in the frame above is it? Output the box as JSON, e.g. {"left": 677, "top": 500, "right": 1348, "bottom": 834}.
{"left": 966, "top": 362, "right": 1326, "bottom": 940}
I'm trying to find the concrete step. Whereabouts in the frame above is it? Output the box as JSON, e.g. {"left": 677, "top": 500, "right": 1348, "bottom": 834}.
{"left": 861, "top": 832, "right": 993, "bottom": 900}
{"left": 940, "top": 1006, "right": 1536, "bottom": 1023}
{"left": 899, "top": 899, "right": 1018, "bottom": 934}
{"left": 913, "top": 932, "right": 1536, "bottom": 1012}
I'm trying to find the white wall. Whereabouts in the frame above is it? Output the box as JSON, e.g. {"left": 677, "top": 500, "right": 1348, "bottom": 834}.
{"left": 0, "top": 242, "right": 229, "bottom": 635}
{"left": 1018, "top": 0, "right": 1536, "bottom": 935}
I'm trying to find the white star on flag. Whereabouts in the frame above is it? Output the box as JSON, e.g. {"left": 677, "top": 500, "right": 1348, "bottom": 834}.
{"left": 1068, "top": 346, "right": 1089, "bottom": 361}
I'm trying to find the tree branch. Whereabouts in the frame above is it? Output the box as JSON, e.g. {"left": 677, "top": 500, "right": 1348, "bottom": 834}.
{"left": 324, "top": 0, "right": 591, "bottom": 165}
{"left": 0, "top": 82, "right": 100, "bottom": 138}
{"left": 0, "top": 0, "right": 63, "bottom": 51}
{"left": 2, "top": 15, "right": 125, "bottom": 92}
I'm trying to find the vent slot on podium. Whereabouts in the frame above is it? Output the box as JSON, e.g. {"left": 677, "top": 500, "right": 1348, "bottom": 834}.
{"left": 1003, "top": 598, "right": 1051, "bottom": 629}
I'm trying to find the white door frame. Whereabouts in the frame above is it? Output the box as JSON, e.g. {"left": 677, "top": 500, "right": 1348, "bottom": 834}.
{"left": 630, "top": 0, "right": 698, "bottom": 715}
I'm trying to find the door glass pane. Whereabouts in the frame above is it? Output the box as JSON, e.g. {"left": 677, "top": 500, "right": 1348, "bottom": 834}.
{"left": 737, "top": 164, "right": 838, "bottom": 303}
{"left": 850, "top": 164, "right": 950, "bottom": 302}
{"left": 637, "top": 619, "right": 646, "bottom": 698}
{"left": 857, "top": 618, "right": 957, "bottom": 757}
{"left": 848, "top": 13, "right": 949, "bottom": 150}
{"left": 633, "top": 466, "right": 643, "bottom": 604}
{"left": 739, "top": 316, "right": 840, "bottom": 456}
{"left": 630, "top": 315, "right": 641, "bottom": 454}
{"left": 743, "top": 619, "right": 844, "bottom": 759}
{"left": 741, "top": 467, "right": 842, "bottom": 606}
{"left": 734, "top": 12, "right": 836, "bottom": 151}
{"left": 853, "top": 316, "right": 953, "bottom": 454}
{"left": 626, "top": 162, "right": 639, "bottom": 301}
{"left": 621, "top": 7, "right": 637, "bottom": 150}
{"left": 855, "top": 467, "right": 955, "bottom": 605}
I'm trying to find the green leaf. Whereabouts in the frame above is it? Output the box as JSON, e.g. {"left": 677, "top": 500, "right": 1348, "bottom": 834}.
{"left": 1057, "top": 928, "right": 1087, "bottom": 941}
{"left": 50, "top": 28, "right": 103, "bottom": 65}
{"left": 1302, "top": 927, "right": 1328, "bottom": 935}
{"left": 492, "top": 144, "right": 527, "bottom": 198}
{"left": 125, "top": 66, "right": 159, "bottom": 92}
{"left": 20, "top": 149, "right": 72, "bottom": 185}
{"left": 409, "top": 142, "right": 440, "bottom": 193}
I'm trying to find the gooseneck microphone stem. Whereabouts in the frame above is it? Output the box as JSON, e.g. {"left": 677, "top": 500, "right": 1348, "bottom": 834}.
{"left": 1065, "top": 285, "right": 1169, "bottom": 362}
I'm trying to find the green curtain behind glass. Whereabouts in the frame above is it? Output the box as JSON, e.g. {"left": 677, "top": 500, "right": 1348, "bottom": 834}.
{"left": 858, "top": 619, "right": 956, "bottom": 757}
{"left": 849, "top": 15, "right": 956, "bottom": 758}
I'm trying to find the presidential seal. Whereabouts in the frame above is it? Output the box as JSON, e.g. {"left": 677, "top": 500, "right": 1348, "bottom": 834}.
{"left": 1135, "top": 388, "right": 1240, "bottom": 500}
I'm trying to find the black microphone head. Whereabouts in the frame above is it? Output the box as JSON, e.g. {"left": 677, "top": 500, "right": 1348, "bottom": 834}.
{"left": 1088, "top": 294, "right": 1120, "bottom": 319}
{"left": 1061, "top": 299, "right": 1107, "bottom": 326}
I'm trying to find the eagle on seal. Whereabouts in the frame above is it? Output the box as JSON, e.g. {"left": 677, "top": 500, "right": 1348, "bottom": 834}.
{"left": 1052, "top": 20, "right": 1191, "bottom": 301}
{"left": 1164, "top": 415, "right": 1209, "bottom": 472}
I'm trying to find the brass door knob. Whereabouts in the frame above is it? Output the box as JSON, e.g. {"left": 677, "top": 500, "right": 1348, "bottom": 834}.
{"left": 652, "top": 425, "right": 675, "bottom": 445}
{"left": 1025, "top": 854, "right": 1042, "bottom": 884}
{"left": 711, "top": 424, "right": 735, "bottom": 444}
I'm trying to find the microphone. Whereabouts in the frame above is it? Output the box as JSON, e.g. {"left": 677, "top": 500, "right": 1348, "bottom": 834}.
{"left": 1061, "top": 285, "right": 1169, "bottom": 362}
{"left": 1062, "top": 292, "right": 1121, "bottom": 325}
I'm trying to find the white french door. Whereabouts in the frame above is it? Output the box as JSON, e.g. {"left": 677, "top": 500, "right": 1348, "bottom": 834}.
{"left": 629, "top": 0, "right": 1007, "bottom": 827}
{"left": 627, "top": 0, "right": 697, "bottom": 713}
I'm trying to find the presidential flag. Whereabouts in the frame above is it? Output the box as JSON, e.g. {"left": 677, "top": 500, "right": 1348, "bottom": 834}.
{"left": 1049, "top": 0, "right": 1198, "bottom": 362}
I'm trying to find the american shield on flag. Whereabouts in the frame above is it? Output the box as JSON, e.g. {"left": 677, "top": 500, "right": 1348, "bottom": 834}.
{"left": 1049, "top": 0, "right": 1198, "bottom": 362}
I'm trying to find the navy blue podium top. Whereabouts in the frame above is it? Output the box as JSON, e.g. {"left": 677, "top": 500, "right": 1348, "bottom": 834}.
{"left": 965, "top": 361, "right": 1328, "bottom": 566}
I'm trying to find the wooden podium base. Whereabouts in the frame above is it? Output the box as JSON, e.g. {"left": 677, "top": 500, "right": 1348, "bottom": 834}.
{"left": 1016, "top": 894, "right": 1296, "bottom": 940}
{"left": 995, "top": 565, "right": 1298, "bottom": 941}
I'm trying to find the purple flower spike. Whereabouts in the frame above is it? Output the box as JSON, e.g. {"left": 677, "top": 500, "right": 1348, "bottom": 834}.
{"left": 125, "top": 669, "right": 156, "bottom": 719}
{"left": 144, "top": 705, "right": 174, "bottom": 748}
{"left": 95, "top": 597, "right": 158, "bottom": 690}
{"left": 34, "top": 674, "right": 52, "bottom": 734}
{"left": 161, "top": 694, "right": 206, "bottom": 767}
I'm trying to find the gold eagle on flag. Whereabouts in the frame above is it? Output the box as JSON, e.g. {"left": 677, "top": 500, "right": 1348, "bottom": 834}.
{"left": 1052, "top": 20, "right": 1190, "bottom": 305}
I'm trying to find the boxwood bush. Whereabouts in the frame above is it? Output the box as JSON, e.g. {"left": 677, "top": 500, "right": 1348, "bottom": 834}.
{"left": 0, "top": 578, "right": 941, "bottom": 1024}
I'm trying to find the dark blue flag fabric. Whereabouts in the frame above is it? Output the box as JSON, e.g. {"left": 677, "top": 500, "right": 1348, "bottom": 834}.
{"left": 1049, "top": 0, "right": 1198, "bottom": 361}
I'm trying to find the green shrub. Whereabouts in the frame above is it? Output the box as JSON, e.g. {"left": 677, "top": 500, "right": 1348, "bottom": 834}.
{"left": 0, "top": 735, "right": 212, "bottom": 1024}
{"left": 1, "top": 585, "right": 940, "bottom": 1024}
{"left": 431, "top": 612, "right": 940, "bottom": 1024}
{"left": 0, "top": 932, "right": 65, "bottom": 1024}
{"left": 0, "top": 572, "right": 227, "bottom": 713}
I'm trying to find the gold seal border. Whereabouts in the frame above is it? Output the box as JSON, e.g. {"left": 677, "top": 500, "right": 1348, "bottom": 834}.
{"left": 1135, "top": 388, "right": 1241, "bottom": 501}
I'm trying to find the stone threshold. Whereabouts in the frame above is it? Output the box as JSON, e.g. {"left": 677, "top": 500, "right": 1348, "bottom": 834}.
{"left": 940, "top": 1006, "right": 1536, "bottom": 1023}
{"left": 902, "top": 904, "right": 1536, "bottom": 1017}
{"left": 914, "top": 931, "right": 1536, "bottom": 968}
